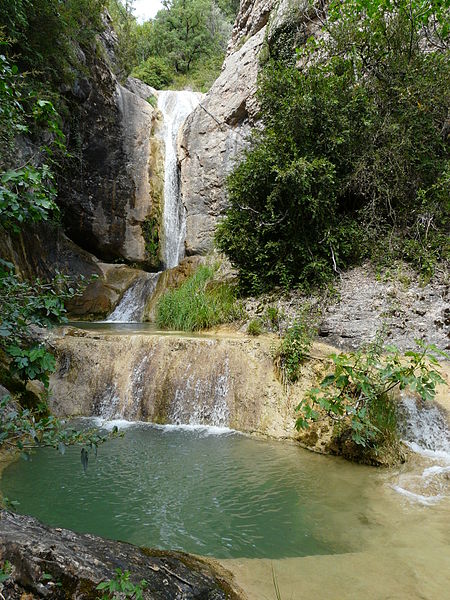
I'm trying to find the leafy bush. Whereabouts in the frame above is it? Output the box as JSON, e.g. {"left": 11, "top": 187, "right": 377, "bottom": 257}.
{"left": 156, "top": 263, "right": 241, "bottom": 331}
{"left": 0, "top": 0, "right": 106, "bottom": 83}
{"left": 170, "top": 52, "right": 226, "bottom": 92}
{"left": 216, "top": 0, "right": 449, "bottom": 292}
{"left": 274, "top": 320, "right": 313, "bottom": 384}
{"left": 296, "top": 339, "right": 448, "bottom": 449}
{"left": 0, "top": 52, "right": 65, "bottom": 230}
{"left": 132, "top": 56, "right": 173, "bottom": 89}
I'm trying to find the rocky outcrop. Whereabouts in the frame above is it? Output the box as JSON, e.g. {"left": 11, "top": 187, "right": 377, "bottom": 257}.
{"left": 48, "top": 329, "right": 306, "bottom": 437}
{"left": 179, "top": 28, "right": 264, "bottom": 255}
{"left": 0, "top": 222, "right": 156, "bottom": 318}
{"left": 179, "top": 0, "right": 317, "bottom": 255}
{"left": 228, "top": 0, "right": 275, "bottom": 54}
{"left": 317, "top": 265, "right": 450, "bottom": 352}
{"left": 0, "top": 510, "right": 244, "bottom": 599}
{"left": 242, "top": 263, "right": 449, "bottom": 353}
{"left": 57, "top": 35, "right": 162, "bottom": 267}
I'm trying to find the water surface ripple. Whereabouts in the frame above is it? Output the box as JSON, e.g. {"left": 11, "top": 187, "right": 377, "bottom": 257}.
{"left": 0, "top": 423, "right": 373, "bottom": 559}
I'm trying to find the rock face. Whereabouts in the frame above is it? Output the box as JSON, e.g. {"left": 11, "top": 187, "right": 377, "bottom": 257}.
{"left": 228, "top": 0, "right": 275, "bottom": 54}
{"left": 57, "top": 37, "right": 162, "bottom": 267}
{"left": 317, "top": 265, "right": 450, "bottom": 352}
{"left": 0, "top": 510, "right": 243, "bottom": 599}
{"left": 179, "top": 0, "right": 320, "bottom": 255}
{"left": 48, "top": 329, "right": 306, "bottom": 438}
{"left": 0, "top": 222, "right": 155, "bottom": 318}
{"left": 179, "top": 6, "right": 269, "bottom": 255}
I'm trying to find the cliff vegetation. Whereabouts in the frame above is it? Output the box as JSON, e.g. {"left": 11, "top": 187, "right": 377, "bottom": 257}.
{"left": 216, "top": 0, "right": 449, "bottom": 293}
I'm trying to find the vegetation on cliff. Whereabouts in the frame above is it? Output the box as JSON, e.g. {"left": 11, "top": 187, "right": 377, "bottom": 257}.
{"left": 0, "top": 13, "right": 114, "bottom": 460}
{"left": 216, "top": 0, "right": 449, "bottom": 293}
{"left": 109, "top": 0, "right": 238, "bottom": 91}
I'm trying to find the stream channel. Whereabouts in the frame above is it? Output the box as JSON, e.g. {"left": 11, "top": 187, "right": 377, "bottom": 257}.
{"left": 2, "top": 337, "right": 450, "bottom": 598}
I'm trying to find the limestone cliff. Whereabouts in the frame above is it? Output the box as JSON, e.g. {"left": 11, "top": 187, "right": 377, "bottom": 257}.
{"left": 179, "top": 0, "right": 315, "bottom": 255}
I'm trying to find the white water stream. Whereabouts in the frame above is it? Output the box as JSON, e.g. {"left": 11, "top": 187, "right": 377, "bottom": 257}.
{"left": 157, "top": 90, "right": 202, "bottom": 269}
{"left": 393, "top": 395, "right": 450, "bottom": 505}
{"left": 106, "top": 272, "right": 161, "bottom": 323}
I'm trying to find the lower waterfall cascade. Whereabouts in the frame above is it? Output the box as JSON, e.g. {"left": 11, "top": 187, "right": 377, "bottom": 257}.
{"left": 106, "top": 272, "right": 161, "bottom": 323}
{"left": 392, "top": 395, "right": 450, "bottom": 505}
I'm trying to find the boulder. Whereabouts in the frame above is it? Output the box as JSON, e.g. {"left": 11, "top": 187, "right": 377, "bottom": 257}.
{"left": 0, "top": 510, "right": 243, "bottom": 599}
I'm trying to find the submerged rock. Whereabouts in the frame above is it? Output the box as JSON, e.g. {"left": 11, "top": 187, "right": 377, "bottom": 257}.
{"left": 0, "top": 510, "right": 244, "bottom": 599}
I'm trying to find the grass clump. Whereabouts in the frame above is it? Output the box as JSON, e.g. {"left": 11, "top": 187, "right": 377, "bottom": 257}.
{"left": 247, "top": 318, "right": 263, "bottom": 336}
{"left": 156, "top": 263, "right": 241, "bottom": 331}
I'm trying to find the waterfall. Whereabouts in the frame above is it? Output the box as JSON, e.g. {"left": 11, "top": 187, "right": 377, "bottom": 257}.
{"left": 391, "top": 396, "right": 450, "bottom": 505}
{"left": 169, "top": 357, "right": 231, "bottom": 428}
{"left": 158, "top": 90, "right": 202, "bottom": 269}
{"left": 107, "top": 272, "right": 161, "bottom": 323}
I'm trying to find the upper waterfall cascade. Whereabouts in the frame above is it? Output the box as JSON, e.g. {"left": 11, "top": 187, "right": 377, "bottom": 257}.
{"left": 158, "top": 90, "right": 203, "bottom": 269}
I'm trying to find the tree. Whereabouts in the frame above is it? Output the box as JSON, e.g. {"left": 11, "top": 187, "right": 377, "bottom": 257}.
{"left": 216, "top": 0, "right": 449, "bottom": 292}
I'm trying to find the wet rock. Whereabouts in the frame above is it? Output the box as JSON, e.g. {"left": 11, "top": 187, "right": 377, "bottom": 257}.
{"left": 0, "top": 510, "right": 243, "bottom": 599}
{"left": 57, "top": 34, "right": 161, "bottom": 266}
{"left": 0, "top": 223, "right": 153, "bottom": 319}
{"left": 179, "top": 24, "right": 264, "bottom": 256}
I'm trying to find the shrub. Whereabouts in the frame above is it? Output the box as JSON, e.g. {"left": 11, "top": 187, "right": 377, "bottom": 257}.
{"left": 96, "top": 568, "right": 147, "bottom": 600}
{"left": 131, "top": 56, "right": 173, "bottom": 89}
{"left": 216, "top": 0, "right": 449, "bottom": 293}
{"left": 156, "top": 263, "right": 241, "bottom": 331}
{"left": 264, "top": 306, "right": 280, "bottom": 329}
{"left": 247, "top": 318, "right": 263, "bottom": 336}
{"left": 274, "top": 320, "right": 313, "bottom": 384}
{"left": 296, "top": 339, "right": 448, "bottom": 449}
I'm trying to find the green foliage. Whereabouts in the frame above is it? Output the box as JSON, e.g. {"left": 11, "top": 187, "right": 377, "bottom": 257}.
{"left": 216, "top": 0, "right": 449, "bottom": 293}
{"left": 0, "top": 395, "right": 118, "bottom": 466}
{"left": 0, "top": 0, "right": 106, "bottom": 83}
{"left": 96, "top": 568, "right": 147, "bottom": 600}
{"left": 152, "top": 0, "right": 230, "bottom": 75}
{"left": 141, "top": 215, "right": 160, "bottom": 263}
{"left": 0, "top": 560, "right": 11, "bottom": 584}
{"left": 156, "top": 263, "right": 241, "bottom": 331}
{"left": 119, "top": 0, "right": 236, "bottom": 89}
{"left": 264, "top": 306, "right": 280, "bottom": 329}
{"left": 169, "top": 52, "right": 226, "bottom": 92}
{"left": 274, "top": 320, "right": 313, "bottom": 384}
{"left": 0, "top": 260, "right": 84, "bottom": 388}
{"left": 131, "top": 56, "right": 173, "bottom": 88}
{"left": 247, "top": 318, "right": 263, "bottom": 336}
{"left": 0, "top": 51, "right": 66, "bottom": 231}
{"left": 296, "top": 339, "right": 448, "bottom": 448}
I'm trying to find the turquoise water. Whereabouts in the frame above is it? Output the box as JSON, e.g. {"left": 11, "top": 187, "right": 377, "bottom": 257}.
{"left": 1, "top": 422, "right": 373, "bottom": 559}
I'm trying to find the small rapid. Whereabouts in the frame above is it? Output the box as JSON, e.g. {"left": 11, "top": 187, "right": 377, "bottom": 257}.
{"left": 157, "top": 90, "right": 202, "bottom": 269}
{"left": 392, "top": 395, "right": 450, "bottom": 505}
{"left": 106, "top": 272, "right": 161, "bottom": 323}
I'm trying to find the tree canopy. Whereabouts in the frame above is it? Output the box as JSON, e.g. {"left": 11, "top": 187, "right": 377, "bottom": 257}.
{"left": 216, "top": 0, "right": 449, "bottom": 293}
